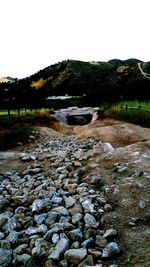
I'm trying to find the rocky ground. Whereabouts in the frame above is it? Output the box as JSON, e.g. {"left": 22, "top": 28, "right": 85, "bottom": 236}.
{"left": 0, "top": 118, "right": 150, "bottom": 267}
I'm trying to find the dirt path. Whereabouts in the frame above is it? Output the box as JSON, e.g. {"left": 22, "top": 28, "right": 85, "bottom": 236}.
{"left": 138, "top": 62, "right": 150, "bottom": 80}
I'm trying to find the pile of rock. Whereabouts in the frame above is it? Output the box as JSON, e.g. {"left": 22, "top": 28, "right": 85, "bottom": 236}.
{"left": 0, "top": 135, "right": 120, "bottom": 266}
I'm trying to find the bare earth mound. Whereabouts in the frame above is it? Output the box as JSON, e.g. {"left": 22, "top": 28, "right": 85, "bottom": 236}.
{"left": 73, "top": 119, "right": 150, "bottom": 147}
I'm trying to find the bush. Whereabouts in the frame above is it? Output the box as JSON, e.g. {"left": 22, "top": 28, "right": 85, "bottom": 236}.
{"left": 19, "top": 108, "right": 55, "bottom": 117}
{"left": 104, "top": 107, "right": 150, "bottom": 128}
{"left": 0, "top": 116, "right": 14, "bottom": 128}
{"left": 12, "top": 126, "right": 33, "bottom": 142}
{"left": 98, "top": 102, "right": 113, "bottom": 116}
{"left": 0, "top": 126, "right": 32, "bottom": 149}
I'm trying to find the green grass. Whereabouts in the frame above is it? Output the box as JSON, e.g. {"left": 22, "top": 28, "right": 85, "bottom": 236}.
{"left": 117, "top": 100, "right": 150, "bottom": 110}
{"left": 0, "top": 108, "right": 55, "bottom": 117}
{"left": 103, "top": 106, "right": 150, "bottom": 128}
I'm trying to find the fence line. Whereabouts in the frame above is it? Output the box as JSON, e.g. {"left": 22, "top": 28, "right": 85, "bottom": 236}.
{"left": 119, "top": 105, "right": 150, "bottom": 113}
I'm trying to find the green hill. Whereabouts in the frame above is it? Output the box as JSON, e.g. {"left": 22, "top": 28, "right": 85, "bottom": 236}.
{"left": 0, "top": 58, "right": 150, "bottom": 109}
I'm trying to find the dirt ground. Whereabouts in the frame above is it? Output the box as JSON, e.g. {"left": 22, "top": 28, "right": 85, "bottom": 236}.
{"left": 0, "top": 118, "right": 150, "bottom": 266}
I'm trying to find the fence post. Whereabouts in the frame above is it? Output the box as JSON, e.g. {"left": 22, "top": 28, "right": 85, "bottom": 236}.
{"left": 8, "top": 108, "right": 10, "bottom": 118}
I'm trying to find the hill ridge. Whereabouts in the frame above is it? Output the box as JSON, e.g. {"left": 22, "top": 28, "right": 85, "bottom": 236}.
{"left": 0, "top": 58, "right": 150, "bottom": 110}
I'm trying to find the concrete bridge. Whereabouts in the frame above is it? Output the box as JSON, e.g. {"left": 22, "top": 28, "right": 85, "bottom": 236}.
{"left": 55, "top": 107, "right": 97, "bottom": 125}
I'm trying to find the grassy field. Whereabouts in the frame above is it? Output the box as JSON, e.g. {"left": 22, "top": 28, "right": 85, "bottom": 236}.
{"left": 117, "top": 100, "right": 150, "bottom": 110}
{"left": 103, "top": 106, "right": 150, "bottom": 128}
{"left": 0, "top": 108, "right": 55, "bottom": 117}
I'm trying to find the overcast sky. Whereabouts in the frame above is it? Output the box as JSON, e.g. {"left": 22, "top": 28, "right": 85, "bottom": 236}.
{"left": 0, "top": 0, "right": 150, "bottom": 78}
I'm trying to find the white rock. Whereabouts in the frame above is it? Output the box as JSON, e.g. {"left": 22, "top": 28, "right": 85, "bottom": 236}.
{"left": 99, "top": 142, "right": 114, "bottom": 153}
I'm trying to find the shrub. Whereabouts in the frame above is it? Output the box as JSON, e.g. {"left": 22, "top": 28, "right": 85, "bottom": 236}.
{"left": 23, "top": 108, "right": 55, "bottom": 117}
{"left": 0, "top": 116, "right": 14, "bottom": 128}
{"left": 0, "top": 126, "right": 32, "bottom": 149}
{"left": 104, "top": 107, "right": 150, "bottom": 128}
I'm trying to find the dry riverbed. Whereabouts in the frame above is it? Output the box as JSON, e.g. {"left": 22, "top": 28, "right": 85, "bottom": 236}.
{"left": 0, "top": 118, "right": 150, "bottom": 267}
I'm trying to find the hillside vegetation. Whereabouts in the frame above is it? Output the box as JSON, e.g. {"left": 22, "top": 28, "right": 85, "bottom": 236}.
{"left": 0, "top": 58, "right": 150, "bottom": 111}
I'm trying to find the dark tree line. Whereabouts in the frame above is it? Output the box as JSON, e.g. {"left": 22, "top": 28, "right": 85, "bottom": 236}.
{"left": 0, "top": 79, "right": 50, "bottom": 116}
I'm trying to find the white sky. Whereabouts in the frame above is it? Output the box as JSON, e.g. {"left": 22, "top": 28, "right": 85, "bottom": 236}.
{"left": 0, "top": 0, "right": 150, "bottom": 78}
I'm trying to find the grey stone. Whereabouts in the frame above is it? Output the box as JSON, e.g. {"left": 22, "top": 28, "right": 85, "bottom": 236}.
{"left": 52, "top": 233, "right": 60, "bottom": 244}
{"left": 15, "top": 206, "right": 28, "bottom": 214}
{"left": 69, "top": 204, "right": 83, "bottom": 215}
{"left": 17, "top": 253, "right": 31, "bottom": 265}
{"left": 34, "top": 213, "right": 48, "bottom": 224}
{"left": 30, "top": 168, "right": 43, "bottom": 174}
{"left": 78, "top": 255, "right": 94, "bottom": 267}
{"left": 49, "top": 237, "right": 69, "bottom": 261}
{"left": 44, "top": 228, "right": 61, "bottom": 241}
{"left": 68, "top": 228, "right": 83, "bottom": 242}
{"left": 96, "top": 196, "right": 107, "bottom": 205}
{"left": 25, "top": 224, "right": 47, "bottom": 236}
{"left": 14, "top": 244, "right": 28, "bottom": 255}
{"left": 21, "top": 156, "right": 31, "bottom": 162}
{"left": 0, "top": 175, "right": 5, "bottom": 181}
{"left": 3, "top": 216, "right": 21, "bottom": 232}
{"left": 98, "top": 208, "right": 105, "bottom": 215}
{"left": 84, "top": 213, "right": 98, "bottom": 227}
{"left": 104, "top": 204, "right": 113, "bottom": 212}
{"left": 38, "top": 224, "right": 48, "bottom": 235}
{"left": 83, "top": 175, "right": 101, "bottom": 185}
{"left": 117, "top": 166, "right": 128, "bottom": 173}
{"left": 44, "top": 259, "right": 56, "bottom": 267}
{"left": 0, "top": 196, "right": 8, "bottom": 212}
{"left": 99, "top": 142, "right": 114, "bottom": 153}
{"left": 139, "top": 200, "right": 146, "bottom": 209}
{"left": 65, "top": 196, "right": 76, "bottom": 208}
{"left": 56, "top": 167, "right": 69, "bottom": 176}
{"left": 51, "top": 196, "right": 63, "bottom": 205}
{"left": 64, "top": 248, "right": 87, "bottom": 264}
{"left": 58, "top": 259, "right": 68, "bottom": 267}
{"left": 31, "top": 199, "right": 52, "bottom": 213}
{"left": 102, "top": 242, "right": 120, "bottom": 258}
{"left": 0, "top": 248, "right": 12, "bottom": 266}
{"left": 73, "top": 161, "right": 82, "bottom": 167}
{"left": 0, "top": 217, "right": 8, "bottom": 228}
{"left": 76, "top": 186, "right": 88, "bottom": 195}
{"left": 84, "top": 228, "right": 97, "bottom": 239}
{"left": 51, "top": 206, "right": 69, "bottom": 217}
{"left": 81, "top": 199, "right": 95, "bottom": 213}
{"left": 95, "top": 235, "right": 108, "bottom": 248}
{"left": 45, "top": 212, "right": 58, "bottom": 226}
{"left": 71, "top": 241, "right": 80, "bottom": 248}
{"left": 88, "top": 248, "right": 101, "bottom": 258}
{"left": 0, "top": 240, "right": 11, "bottom": 249}
{"left": 59, "top": 216, "right": 71, "bottom": 224}
{"left": 72, "top": 213, "right": 83, "bottom": 225}
{"left": 25, "top": 226, "right": 39, "bottom": 236}
{"left": 31, "top": 246, "right": 42, "bottom": 256}
{"left": 81, "top": 237, "right": 94, "bottom": 248}
{"left": 103, "top": 228, "right": 117, "bottom": 239}
{"left": 34, "top": 238, "right": 50, "bottom": 256}
{"left": 6, "top": 230, "right": 19, "bottom": 243}
{"left": 64, "top": 183, "right": 78, "bottom": 193}
{"left": 51, "top": 222, "right": 74, "bottom": 231}
{"left": 0, "top": 232, "right": 5, "bottom": 239}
